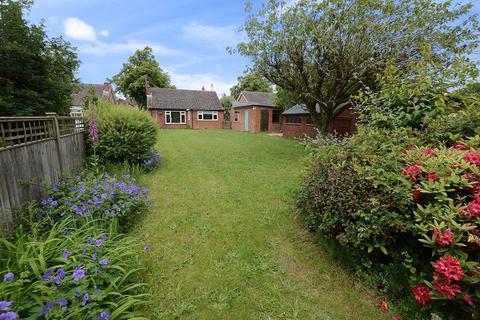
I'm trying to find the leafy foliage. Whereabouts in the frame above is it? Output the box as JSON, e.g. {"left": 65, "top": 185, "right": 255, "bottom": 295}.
{"left": 112, "top": 47, "right": 173, "bottom": 108}
{"left": 220, "top": 95, "right": 233, "bottom": 120}
{"left": 229, "top": 71, "right": 272, "bottom": 99}
{"left": 237, "top": 0, "right": 479, "bottom": 134}
{"left": 0, "top": 0, "right": 80, "bottom": 116}
{"left": 84, "top": 102, "right": 159, "bottom": 165}
{"left": 273, "top": 87, "right": 301, "bottom": 110}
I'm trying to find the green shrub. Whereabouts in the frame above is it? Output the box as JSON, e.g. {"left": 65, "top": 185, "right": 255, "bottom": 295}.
{"left": 0, "top": 216, "right": 148, "bottom": 319}
{"left": 84, "top": 102, "right": 159, "bottom": 165}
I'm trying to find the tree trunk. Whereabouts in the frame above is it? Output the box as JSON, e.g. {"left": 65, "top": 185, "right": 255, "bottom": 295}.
{"left": 305, "top": 102, "right": 332, "bottom": 136}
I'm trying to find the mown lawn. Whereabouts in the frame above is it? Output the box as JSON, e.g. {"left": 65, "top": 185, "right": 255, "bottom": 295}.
{"left": 135, "top": 129, "right": 386, "bottom": 320}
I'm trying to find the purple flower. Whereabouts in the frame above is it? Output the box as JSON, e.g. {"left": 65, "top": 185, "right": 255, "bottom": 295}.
{"left": 0, "top": 301, "right": 13, "bottom": 311}
{"left": 56, "top": 298, "right": 68, "bottom": 306}
{"left": 62, "top": 248, "right": 69, "bottom": 259}
{"left": 86, "top": 236, "right": 93, "bottom": 245}
{"left": 143, "top": 246, "right": 151, "bottom": 253}
{"left": 81, "top": 293, "right": 89, "bottom": 306}
{"left": 99, "top": 258, "right": 110, "bottom": 266}
{"left": 94, "top": 239, "right": 103, "bottom": 247}
{"left": 72, "top": 267, "right": 85, "bottom": 281}
{"left": 0, "top": 312, "right": 18, "bottom": 320}
{"left": 97, "top": 311, "right": 110, "bottom": 320}
{"left": 89, "top": 118, "right": 99, "bottom": 142}
{"left": 92, "top": 252, "right": 97, "bottom": 261}
{"left": 57, "top": 268, "right": 65, "bottom": 279}
{"left": 41, "top": 301, "right": 54, "bottom": 315}
{"left": 82, "top": 248, "right": 87, "bottom": 256}
{"left": 3, "top": 272, "right": 14, "bottom": 283}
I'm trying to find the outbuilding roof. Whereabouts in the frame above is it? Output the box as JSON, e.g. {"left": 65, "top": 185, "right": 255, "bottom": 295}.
{"left": 239, "top": 91, "right": 275, "bottom": 106}
{"left": 149, "top": 88, "right": 223, "bottom": 111}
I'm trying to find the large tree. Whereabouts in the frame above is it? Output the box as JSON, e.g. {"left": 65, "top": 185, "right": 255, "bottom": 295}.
{"left": 0, "top": 0, "right": 80, "bottom": 116}
{"left": 230, "top": 71, "right": 272, "bottom": 99}
{"left": 113, "top": 47, "right": 174, "bottom": 108}
{"left": 237, "top": 0, "right": 479, "bottom": 134}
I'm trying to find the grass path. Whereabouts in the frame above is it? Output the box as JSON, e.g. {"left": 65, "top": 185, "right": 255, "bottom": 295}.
{"left": 136, "top": 130, "right": 386, "bottom": 320}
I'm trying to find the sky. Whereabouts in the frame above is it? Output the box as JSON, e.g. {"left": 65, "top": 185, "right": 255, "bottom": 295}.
{"left": 27, "top": 0, "right": 261, "bottom": 97}
{"left": 27, "top": 0, "right": 480, "bottom": 97}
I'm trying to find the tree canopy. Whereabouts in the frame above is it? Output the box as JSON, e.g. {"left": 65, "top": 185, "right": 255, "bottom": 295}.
{"left": 274, "top": 87, "right": 301, "bottom": 110}
{"left": 230, "top": 71, "right": 272, "bottom": 99}
{"left": 113, "top": 47, "right": 174, "bottom": 108}
{"left": 0, "top": 0, "right": 80, "bottom": 116}
{"left": 237, "top": 0, "right": 479, "bottom": 134}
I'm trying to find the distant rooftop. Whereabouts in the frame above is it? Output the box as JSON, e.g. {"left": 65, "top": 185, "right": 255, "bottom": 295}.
{"left": 149, "top": 88, "right": 223, "bottom": 111}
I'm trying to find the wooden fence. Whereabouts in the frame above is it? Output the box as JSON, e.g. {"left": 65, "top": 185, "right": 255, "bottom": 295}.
{"left": 0, "top": 114, "right": 85, "bottom": 233}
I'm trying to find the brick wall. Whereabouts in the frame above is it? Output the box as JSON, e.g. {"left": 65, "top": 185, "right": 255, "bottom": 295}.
{"left": 150, "top": 110, "right": 224, "bottom": 129}
{"left": 281, "top": 109, "right": 355, "bottom": 139}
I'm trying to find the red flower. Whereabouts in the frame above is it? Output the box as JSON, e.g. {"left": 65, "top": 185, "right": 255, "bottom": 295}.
{"left": 412, "top": 284, "right": 431, "bottom": 305}
{"left": 463, "top": 293, "right": 474, "bottom": 306}
{"left": 464, "top": 151, "right": 480, "bottom": 165}
{"left": 425, "top": 172, "right": 439, "bottom": 182}
{"left": 433, "top": 256, "right": 464, "bottom": 281}
{"left": 402, "top": 164, "right": 423, "bottom": 181}
{"left": 462, "top": 201, "right": 480, "bottom": 218}
{"left": 421, "top": 149, "right": 437, "bottom": 157}
{"left": 377, "top": 300, "right": 389, "bottom": 313}
{"left": 465, "top": 172, "right": 478, "bottom": 182}
{"left": 433, "top": 279, "right": 461, "bottom": 299}
{"left": 412, "top": 184, "right": 422, "bottom": 203}
{"left": 453, "top": 142, "right": 468, "bottom": 150}
{"left": 433, "top": 228, "right": 454, "bottom": 247}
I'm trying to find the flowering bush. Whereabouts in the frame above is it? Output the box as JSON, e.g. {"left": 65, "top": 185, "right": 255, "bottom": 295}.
{"left": 84, "top": 102, "right": 158, "bottom": 165}
{"left": 41, "top": 173, "right": 149, "bottom": 230}
{"left": 401, "top": 137, "right": 480, "bottom": 318}
{"left": 0, "top": 216, "right": 147, "bottom": 319}
{"left": 142, "top": 149, "right": 161, "bottom": 172}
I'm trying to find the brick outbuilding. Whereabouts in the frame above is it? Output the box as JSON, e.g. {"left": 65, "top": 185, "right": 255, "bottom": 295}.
{"left": 230, "top": 91, "right": 281, "bottom": 133}
{"left": 281, "top": 104, "right": 355, "bottom": 139}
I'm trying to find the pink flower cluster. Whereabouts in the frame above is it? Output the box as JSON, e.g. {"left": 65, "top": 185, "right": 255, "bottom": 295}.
{"left": 433, "top": 228, "right": 454, "bottom": 247}
{"left": 401, "top": 164, "right": 422, "bottom": 181}
{"left": 464, "top": 151, "right": 480, "bottom": 165}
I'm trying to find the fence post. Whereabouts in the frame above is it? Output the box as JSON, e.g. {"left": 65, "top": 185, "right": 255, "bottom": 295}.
{"left": 45, "top": 112, "right": 64, "bottom": 174}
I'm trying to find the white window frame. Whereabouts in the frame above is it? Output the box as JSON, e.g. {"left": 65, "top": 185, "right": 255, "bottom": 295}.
{"left": 234, "top": 111, "right": 240, "bottom": 122}
{"left": 165, "top": 111, "right": 186, "bottom": 125}
{"left": 197, "top": 111, "right": 218, "bottom": 121}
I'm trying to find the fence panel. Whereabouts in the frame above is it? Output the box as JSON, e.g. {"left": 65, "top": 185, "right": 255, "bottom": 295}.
{"left": 0, "top": 115, "right": 85, "bottom": 233}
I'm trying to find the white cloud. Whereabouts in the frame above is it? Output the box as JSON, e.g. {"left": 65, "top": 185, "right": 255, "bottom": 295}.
{"left": 99, "top": 30, "right": 110, "bottom": 37}
{"left": 64, "top": 17, "right": 97, "bottom": 41}
{"left": 80, "top": 39, "right": 180, "bottom": 56}
{"left": 182, "top": 21, "right": 242, "bottom": 48}
{"left": 168, "top": 70, "right": 235, "bottom": 97}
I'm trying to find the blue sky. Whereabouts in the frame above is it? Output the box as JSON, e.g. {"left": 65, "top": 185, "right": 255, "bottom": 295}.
{"left": 27, "top": 0, "right": 480, "bottom": 97}
{"left": 28, "top": 0, "right": 259, "bottom": 96}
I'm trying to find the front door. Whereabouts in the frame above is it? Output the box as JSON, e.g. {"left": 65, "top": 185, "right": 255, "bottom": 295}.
{"left": 260, "top": 110, "right": 269, "bottom": 132}
{"left": 244, "top": 111, "right": 249, "bottom": 131}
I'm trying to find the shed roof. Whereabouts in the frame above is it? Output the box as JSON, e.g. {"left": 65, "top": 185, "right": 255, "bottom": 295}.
{"left": 149, "top": 88, "right": 223, "bottom": 111}
{"left": 239, "top": 91, "right": 275, "bottom": 106}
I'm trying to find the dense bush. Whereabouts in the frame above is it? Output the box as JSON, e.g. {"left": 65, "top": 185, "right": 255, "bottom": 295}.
{"left": 41, "top": 173, "right": 149, "bottom": 230}
{"left": 401, "top": 138, "right": 480, "bottom": 318}
{"left": 84, "top": 102, "right": 159, "bottom": 165}
{"left": 0, "top": 216, "right": 148, "bottom": 320}
{"left": 298, "top": 127, "right": 417, "bottom": 255}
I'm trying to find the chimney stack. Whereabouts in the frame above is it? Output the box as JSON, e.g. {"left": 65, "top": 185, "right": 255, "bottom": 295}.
{"left": 145, "top": 76, "right": 152, "bottom": 108}
{"left": 201, "top": 85, "right": 205, "bottom": 91}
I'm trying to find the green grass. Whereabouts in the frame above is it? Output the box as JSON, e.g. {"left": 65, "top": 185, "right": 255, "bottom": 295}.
{"left": 135, "top": 129, "right": 387, "bottom": 320}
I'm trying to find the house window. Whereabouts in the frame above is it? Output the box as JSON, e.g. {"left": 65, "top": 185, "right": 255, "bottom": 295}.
{"left": 234, "top": 111, "right": 240, "bottom": 122}
{"left": 197, "top": 111, "right": 218, "bottom": 121}
{"left": 285, "top": 115, "right": 302, "bottom": 124}
{"left": 165, "top": 111, "right": 186, "bottom": 124}
{"left": 272, "top": 110, "right": 280, "bottom": 123}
